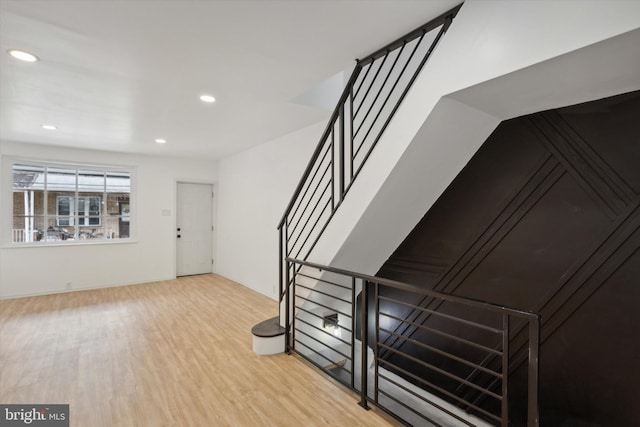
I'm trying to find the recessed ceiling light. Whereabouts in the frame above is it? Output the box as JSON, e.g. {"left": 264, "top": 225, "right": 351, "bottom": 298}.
{"left": 199, "top": 94, "right": 216, "bottom": 103}
{"left": 41, "top": 124, "right": 57, "bottom": 130}
{"left": 155, "top": 138, "right": 167, "bottom": 144}
{"left": 8, "top": 49, "right": 39, "bottom": 62}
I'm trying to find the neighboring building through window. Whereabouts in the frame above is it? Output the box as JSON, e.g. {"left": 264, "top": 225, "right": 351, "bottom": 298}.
{"left": 12, "top": 163, "right": 132, "bottom": 243}
{"left": 57, "top": 196, "right": 101, "bottom": 226}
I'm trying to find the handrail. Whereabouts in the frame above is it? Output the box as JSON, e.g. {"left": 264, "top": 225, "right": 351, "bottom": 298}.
{"left": 285, "top": 257, "right": 541, "bottom": 427}
{"left": 287, "top": 257, "right": 538, "bottom": 321}
{"left": 277, "top": 67, "right": 362, "bottom": 229}
{"left": 357, "top": 4, "right": 461, "bottom": 67}
{"left": 277, "top": 5, "right": 460, "bottom": 230}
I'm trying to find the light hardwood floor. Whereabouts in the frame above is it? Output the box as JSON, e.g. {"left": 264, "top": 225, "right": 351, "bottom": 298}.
{"left": 0, "top": 274, "right": 398, "bottom": 426}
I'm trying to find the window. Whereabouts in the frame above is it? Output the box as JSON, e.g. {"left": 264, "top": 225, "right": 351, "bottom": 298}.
{"left": 56, "top": 196, "right": 101, "bottom": 226}
{"left": 12, "top": 162, "right": 132, "bottom": 243}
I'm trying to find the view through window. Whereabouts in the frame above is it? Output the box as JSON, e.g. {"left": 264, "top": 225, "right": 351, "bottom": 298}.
{"left": 12, "top": 163, "right": 131, "bottom": 243}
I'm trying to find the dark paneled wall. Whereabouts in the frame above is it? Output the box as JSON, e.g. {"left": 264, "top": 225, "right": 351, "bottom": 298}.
{"left": 376, "top": 90, "right": 640, "bottom": 426}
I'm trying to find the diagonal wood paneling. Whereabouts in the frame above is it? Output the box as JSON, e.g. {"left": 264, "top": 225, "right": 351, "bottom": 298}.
{"left": 375, "top": 90, "right": 640, "bottom": 426}
{"left": 528, "top": 111, "right": 636, "bottom": 219}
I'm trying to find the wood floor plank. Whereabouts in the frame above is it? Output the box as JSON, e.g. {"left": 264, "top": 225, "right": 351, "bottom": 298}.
{"left": 0, "top": 274, "right": 398, "bottom": 426}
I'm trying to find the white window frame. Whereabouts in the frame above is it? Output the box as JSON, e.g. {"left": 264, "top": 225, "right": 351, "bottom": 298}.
{"left": 56, "top": 196, "right": 101, "bottom": 227}
{"left": 4, "top": 158, "right": 135, "bottom": 246}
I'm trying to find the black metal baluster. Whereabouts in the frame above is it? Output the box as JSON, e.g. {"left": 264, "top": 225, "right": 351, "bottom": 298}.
{"left": 528, "top": 315, "right": 540, "bottom": 427}
{"left": 349, "top": 85, "right": 355, "bottom": 183}
{"left": 339, "top": 102, "right": 345, "bottom": 202}
{"left": 351, "top": 276, "right": 356, "bottom": 388}
{"left": 374, "top": 281, "right": 380, "bottom": 404}
{"left": 330, "top": 126, "right": 335, "bottom": 211}
{"left": 502, "top": 313, "right": 510, "bottom": 427}
{"left": 285, "top": 257, "right": 291, "bottom": 354}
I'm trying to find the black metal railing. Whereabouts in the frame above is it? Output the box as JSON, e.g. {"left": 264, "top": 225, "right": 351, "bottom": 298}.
{"left": 285, "top": 258, "right": 540, "bottom": 427}
{"left": 277, "top": 5, "right": 461, "bottom": 302}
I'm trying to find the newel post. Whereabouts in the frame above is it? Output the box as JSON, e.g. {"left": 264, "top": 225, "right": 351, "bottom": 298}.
{"left": 358, "top": 279, "right": 370, "bottom": 409}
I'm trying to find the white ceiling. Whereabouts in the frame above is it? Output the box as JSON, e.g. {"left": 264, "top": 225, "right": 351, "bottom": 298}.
{"left": 0, "top": 0, "right": 459, "bottom": 160}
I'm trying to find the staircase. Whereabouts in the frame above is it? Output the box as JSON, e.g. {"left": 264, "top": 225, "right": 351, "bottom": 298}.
{"left": 276, "top": 6, "right": 459, "bottom": 274}
{"left": 256, "top": 5, "right": 540, "bottom": 426}
{"left": 252, "top": 3, "right": 461, "bottom": 343}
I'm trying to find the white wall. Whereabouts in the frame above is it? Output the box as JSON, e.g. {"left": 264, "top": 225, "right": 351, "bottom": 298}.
{"left": 0, "top": 141, "right": 218, "bottom": 298}
{"left": 216, "top": 122, "right": 323, "bottom": 299}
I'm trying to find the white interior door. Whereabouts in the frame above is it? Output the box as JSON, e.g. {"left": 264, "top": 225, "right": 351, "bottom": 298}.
{"left": 176, "top": 182, "right": 213, "bottom": 276}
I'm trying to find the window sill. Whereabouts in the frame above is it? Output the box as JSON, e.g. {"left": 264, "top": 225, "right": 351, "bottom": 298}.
{"left": 2, "top": 239, "right": 138, "bottom": 249}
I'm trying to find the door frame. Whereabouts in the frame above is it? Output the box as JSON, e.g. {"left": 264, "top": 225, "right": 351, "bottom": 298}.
{"left": 174, "top": 179, "right": 217, "bottom": 278}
